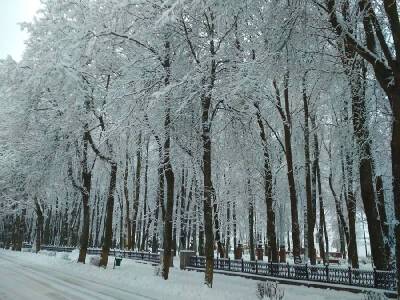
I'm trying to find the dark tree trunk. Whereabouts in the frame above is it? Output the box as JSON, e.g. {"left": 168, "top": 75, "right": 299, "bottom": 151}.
{"left": 254, "top": 105, "right": 278, "bottom": 262}
{"left": 225, "top": 200, "right": 231, "bottom": 258}
{"left": 317, "top": 167, "right": 327, "bottom": 263}
{"left": 132, "top": 133, "right": 142, "bottom": 251}
{"left": 311, "top": 115, "right": 327, "bottom": 263}
{"left": 273, "top": 74, "right": 301, "bottom": 263}
{"left": 34, "top": 199, "right": 44, "bottom": 253}
{"left": 152, "top": 145, "right": 166, "bottom": 253}
{"left": 302, "top": 79, "right": 316, "bottom": 265}
{"left": 99, "top": 163, "right": 118, "bottom": 267}
{"left": 161, "top": 38, "right": 176, "bottom": 280}
{"left": 329, "top": 156, "right": 349, "bottom": 259}
{"left": 212, "top": 185, "right": 225, "bottom": 258}
{"left": 391, "top": 94, "right": 400, "bottom": 290}
{"left": 185, "top": 179, "right": 194, "bottom": 250}
{"left": 61, "top": 205, "right": 69, "bottom": 246}
{"left": 13, "top": 215, "right": 21, "bottom": 251}
{"left": 198, "top": 227, "right": 205, "bottom": 256}
{"left": 233, "top": 200, "right": 237, "bottom": 252}
{"left": 376, "top": 175, "right": 392, "bottom": 268}
{"left": 161, "top": 117, "right": 175, "bottom": 279}
{"left": 179, "top": 168, "right": 187, "bottom": 250}
{"left": 248, "top": 179, "right": 255, "bottom": 261}
{"left": 172, "top": 193, "right": 179, "bottom": 255}
{"left": 202, "top": 91, "right": 215, "bottom": 285}
{"left": 141, "top": 139, "right": 150, "bottom": 251}
{"left": 77, "top": 129, "right": 92, "bottom": 263}
{"left": 124, "top": 150, "right": 132, "bottom": 250}
{"left": 18, "top": 208, "right": 26, "bottom": 250}
{"left": 341, "top": 93, "right": 359, "bottom": 269}
{"left": 118, "top": 194, "right": 124, "bottom": 249}
{"left": 350, "top": 59, "right": 387, "bottom": 270}
{"left": 43, "top": 208, "right": 51, "bottom": 246}
{"left": 347, "top": 190, "right": 359, "bottom": 269}
{"left": 94, "top": 195, "right": 102, "bottom": 247}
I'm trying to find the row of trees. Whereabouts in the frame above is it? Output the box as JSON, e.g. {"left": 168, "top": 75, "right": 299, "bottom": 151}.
{"left": 0, "top": 0, "right": 398, "bottom": 294}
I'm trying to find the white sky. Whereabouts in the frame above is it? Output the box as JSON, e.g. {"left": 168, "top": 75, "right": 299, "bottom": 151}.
{"left": 0, "top": 0, "right": 41, "bottom": 61}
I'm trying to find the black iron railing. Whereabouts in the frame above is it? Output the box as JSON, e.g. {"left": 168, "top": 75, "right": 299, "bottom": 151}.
{"left": 189, "top": 256, "right": 397, "bottom": 291}
{"left": 40, "top": 245, "right": 160, "bottom": 264}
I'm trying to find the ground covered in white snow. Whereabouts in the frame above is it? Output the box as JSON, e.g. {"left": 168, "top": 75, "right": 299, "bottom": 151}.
{"left": 0, "top": 249, "right": 369, "bottom": 300}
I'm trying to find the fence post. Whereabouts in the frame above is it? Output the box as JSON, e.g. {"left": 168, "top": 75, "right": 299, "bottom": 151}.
{"left": 306, "top": 263, "right": 309, "bottom": 280}
{"left": 216, "top": 256, "right": 219, "bottom": 269}
{"left": 287, "top": 262, "right": 290, "bottom": 278}
{"left": 228, "top": 257, "right": 231, "bottom": 271}
{"left": 348, "top": 266, "right": 352, "bottom": 285}
{"left": 325, "top": 263, "right": 329, "bottom": 283}
{"left": 270, "top": 260, "right": 273, "bottom": 276}
{"left": 241, "top": 258, "right": 244, "bottom": 272}
{"left": 196, "top": 255, "right": 198, "bottom": 267}
{"left": 256, "top": 260, "right": 258, "bottom": 274}
{"left": 373, "top": 267, "right": 377, "bottom": 288}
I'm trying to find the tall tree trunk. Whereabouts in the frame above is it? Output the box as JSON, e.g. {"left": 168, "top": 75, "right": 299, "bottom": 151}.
{"left": 349, "top": 58, "right": 387, "bottom": 270}
{"left": 302, "top": 79, "right": 316, "bottom": 265}
{"left": 162, "top": 113, "right": 175, "bottom": 279}
{"left": 79, "top": 184, "right": 91, "bottom": 262}
{"left": 233, "top": 199, "right": 237, "bottom": 253}
{"left": 248, "top": 179, "right": 256, "bottom": 261}
{"left": 212, "top": 185, "right": 225, "bottom": 258}
{"left": 78, "top": 129, "right": 92, "bottom": 263}
{"left": 391, "top": 93, "right": 400, "bottom": 296}
{"left": 225, "top": 200, "right": 231, "bottom": 258}
{"left": 311, "top": 115, "right": 327, "bottom": 263}
{"left": 124, "top": 149, "right": 132, "bottom": 250}
{"left": 43, "top": 208, "right": 51, "bottom": 246}
{"left": 94, "top": 195, "right": 102, "bottom": 247}
{"left": 179, "top": 168, "right": 187, "bottom": 250}
{"left": 347, "top": 190, "right": 359, "bottom": 268}
{"left": 342, "top": 97, "right": 359, "bottom": 268}
{"left": 99, "top": 163, "right": 118, "bottom": 267}
{"left": 376, "top": 176, "right": 392, "bottom": 266}
{"left": 172, "top": 193, "right": 179, "bottom": 255}
{"left": 202, "top": 91, "right": 214, "bottom": 285}
{"left": 152, "top": 143, "right": 166, "bottom": 253}
{"left": 161, "top": 38, "right": 175, "bottom": 280}
{"left": 254, "top": 104, "right": 278, "bottom": 262}
{"left": 132, "top": 133, "right": 142, "bottom": 250}
{"left": 328, "top": 150, "right": 349, "bottom": 258}
{"left": 141, "top": 139, "right": 150, "bottom": 251}
{"left": 185, "top": 179, "right": 193, "bottom": 250}
{"left": 34, "top": 199, "right": 44, "bottom": 253}
{"left": 273, "top": 74, "right": 301, "bottom": 263}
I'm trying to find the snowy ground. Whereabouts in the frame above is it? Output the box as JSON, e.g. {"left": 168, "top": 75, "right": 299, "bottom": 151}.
{"left": 0, "top": 249, "right": 367, "bottom": 300}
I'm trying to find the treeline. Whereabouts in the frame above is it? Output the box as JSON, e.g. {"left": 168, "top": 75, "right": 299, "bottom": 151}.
{"left": 0, "top": 0, "right": 398, "bottom": 293}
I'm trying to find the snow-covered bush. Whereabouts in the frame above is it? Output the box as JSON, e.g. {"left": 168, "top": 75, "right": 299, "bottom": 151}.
{"left": 68, "top": 249, "right": 80, "bottom": 262}
{"left": 363, "top": 291, "right": 388, "bottom": 300}
{"left": 89, "top": 256, "right": 101, "bottom": 267}
{"left": 56, "top": 252, "right": 70, "bottom": 260}
{"left": 39, "top": 250, "right": 56, "bottom": 257}
{"left": 256, "top": 281, "right": 285, "bottom": 300}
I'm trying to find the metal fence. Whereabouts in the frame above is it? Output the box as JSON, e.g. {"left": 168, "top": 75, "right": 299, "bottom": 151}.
{"left": 189, "top": 256, "right": 397, "bottom": 291}
{"left": 40, "top": 245, "right": 160, "bottom": 264}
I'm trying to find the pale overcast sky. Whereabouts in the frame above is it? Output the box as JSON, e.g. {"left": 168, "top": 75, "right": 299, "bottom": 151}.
{"left": 0, "top": 0, "right": 41, "bottom": 61}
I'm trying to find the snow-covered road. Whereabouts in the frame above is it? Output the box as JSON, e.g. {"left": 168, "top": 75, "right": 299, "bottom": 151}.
{"left": 0, "top": 252, "right": 155, "bottom": 300}
{"left": 0, "top": 249, "right": 365, "bottom": 300}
